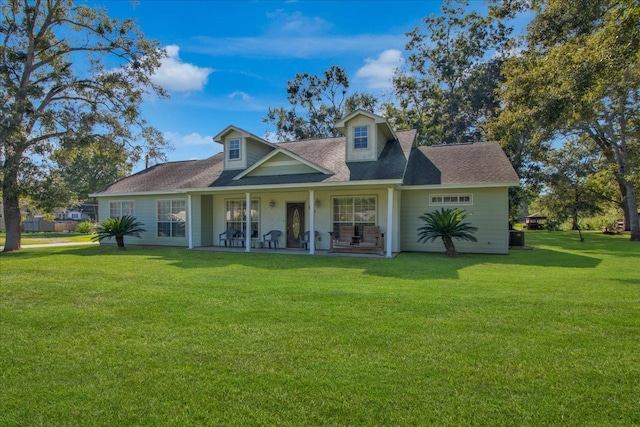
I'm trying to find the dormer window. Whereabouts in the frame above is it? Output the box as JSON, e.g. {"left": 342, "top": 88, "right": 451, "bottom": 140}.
{"left": 354, "top": 126, "right": 368, "bottom": 149}
{"left": 229, "top": 139, "right": 241, "bottom": 160}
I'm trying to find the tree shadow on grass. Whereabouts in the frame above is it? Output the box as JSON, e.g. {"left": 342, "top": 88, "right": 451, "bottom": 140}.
{"left": 8, "top": 243, "right": 604, "bottom": 281}
{"left": 526, "top": 231, "right": 639, "bottom": 258}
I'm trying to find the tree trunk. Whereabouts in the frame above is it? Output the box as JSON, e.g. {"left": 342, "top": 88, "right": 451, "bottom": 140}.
{"left": 571, "top": 209, "right": 579, "bottom": 230}
{"left": 115, "top": 235, "right": 125, "bottom": 249}
{"left": 443, "top": 236, "right": 458, "bottom": 257}
{"left": 618, "top": 183, "right": 630, "bottom": 232}
{"left": 2, "top": 193, "right": 22, "bottom": 252}
{"left": 2, "top": 167, "right": 22, "bottom": 252}
{"left": 624, "top": 182, "right": 640, "bottom": 241}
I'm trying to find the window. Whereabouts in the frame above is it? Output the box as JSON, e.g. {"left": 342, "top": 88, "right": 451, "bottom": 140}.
{"left": 353, "top": 126, "right": 368, "bottom": 149}
{"left": 226, "top": 199, "right": 260, "bottom": 238}
{"left": 332, "top": 196, "right": 376, "bottom": 236}
{"left": 429, "top": 194, "right": 473, "bottom": 205}
{"left": 229, "top": 139, "right": 240, "bottom": 160}
{"left": 157, "top": 200, "right": 186, "bottom": 238}
{"left": 109, "top": 201, "right": 134, "bottom": 218}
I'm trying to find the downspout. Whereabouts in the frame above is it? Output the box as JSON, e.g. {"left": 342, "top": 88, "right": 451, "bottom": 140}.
{"left": 309, "top": 190, "right": 315, "bottom": 254}
{"left": 386, "top": 187, "right": 393, "bottom": 258}
{"left": 187, "top": 194, "right": 193, "bottom": 249}
{"left": 245, "top": 192, "right": 251, "bottom": 252}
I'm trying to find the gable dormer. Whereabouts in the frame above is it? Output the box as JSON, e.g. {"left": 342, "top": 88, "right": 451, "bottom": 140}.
{"left": 335, "top": 110, "right": 397, "bottom": 162}
{"left": 232, "top": 148, "right": 332, "bottom": 180}
{"left": 212, "top": 126, "right": 275, "bottom": 171}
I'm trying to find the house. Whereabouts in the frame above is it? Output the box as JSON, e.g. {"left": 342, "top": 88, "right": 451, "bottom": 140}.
{"left": 55, "top": 210, "right": 91, "bottom": 221}
{"left": 90, "top": 110, "right": 519, "bottom": 256}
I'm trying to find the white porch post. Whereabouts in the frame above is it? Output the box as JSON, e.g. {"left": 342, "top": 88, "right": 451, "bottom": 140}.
{"left": 245, "top": 192, "right": 251, "bottom": 252}
{"left": 187, "top": 194, "right": 193, "bottom": 249}
{"left": 309, "top": 190, "right": 315, "bottom": 255}
{"left": 386, "top": 187, "right": 393, "bottom": 258}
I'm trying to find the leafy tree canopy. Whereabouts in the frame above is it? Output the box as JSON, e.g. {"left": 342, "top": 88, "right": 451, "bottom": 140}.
{"left": 1, "top": 0, "right": 170, "bottom": 251}
{"left": 263, "top": 66, "right": 379, "bottom": 142}
{"left": 491, "top": 0, "right": 640, "bottom": 240}
{"left": 387, "top": 0, "right": 512, "bottom": 145}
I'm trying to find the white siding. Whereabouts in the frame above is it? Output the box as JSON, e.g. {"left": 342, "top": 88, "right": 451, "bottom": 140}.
{"left": 345, "top": 116, "right": 377, "bottom": 162}
{"left": 249, "top": 153, "right": 317, "bottom": 176}
{"left": 224, "top": 131, "right": 246, "bottom": 170}
{"left": 97, "top": 195, "right": 189, "bottom": 247}
{"left": 376, "top": 128, "right": 387, "bottom": 158}
{"left": 400, "top": 187, "right": 510, "bottom": 254}
{"left": 246, "top": 139, "right": 273, "bottom": 167}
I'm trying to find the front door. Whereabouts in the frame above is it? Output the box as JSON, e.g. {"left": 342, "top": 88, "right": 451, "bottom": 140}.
{"left": 286, "top": 202, "right": 305, "bottom": 248}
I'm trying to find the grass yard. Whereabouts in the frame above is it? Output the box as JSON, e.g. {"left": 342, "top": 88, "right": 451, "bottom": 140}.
{"left": 1, "top": 231, "right": 638, "bottom": 426}
{"left": 0, "top": 232, "right": 94, "bottom": 246}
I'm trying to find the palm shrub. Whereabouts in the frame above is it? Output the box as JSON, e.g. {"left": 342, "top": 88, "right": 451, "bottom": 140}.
{"left": 93, "top": 215, "right": 146, "bottom": 250}
{"left": 417, "top": 208, "right": 478, "bottom": 257}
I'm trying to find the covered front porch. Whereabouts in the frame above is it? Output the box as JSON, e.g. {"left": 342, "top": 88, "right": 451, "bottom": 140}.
{"left": 186, "top": 186, "right": 400, "bottom": 258}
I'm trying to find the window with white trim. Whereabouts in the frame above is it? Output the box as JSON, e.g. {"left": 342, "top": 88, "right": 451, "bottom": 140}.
{"left": 353, "top": 126, "right": 368, "bottom": 149}
{"left": 157, "top": 200, "right": 186, "bottom": 237}
{"left": 109, "top": 201, "right": 134, "bottom": 218}
{"left": 429, "top": 194, "right": 473, "bottom": 205}
{"left": 229, "top": 139, "right": 241, "bottom": 160}
{"left": 332, "top": 196, "right": 376, "bottom": 236}
{"left": 225, "top": 199, "right": 260, "bottom": 238}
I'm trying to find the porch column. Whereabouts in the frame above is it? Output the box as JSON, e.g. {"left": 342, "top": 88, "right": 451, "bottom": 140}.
{"left": 245, "top": 192, "right": 251, "bottom": 252}
{"left": 386, "top": 187, "right": 393, "bottom": 258}
{"left": 187, "top": 194, "right": 193, "bottom": 249}
{"left": 309, "top": 190, "right": 315, "bottom": 255}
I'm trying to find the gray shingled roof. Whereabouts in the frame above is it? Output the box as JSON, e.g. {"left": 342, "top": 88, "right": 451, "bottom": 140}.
{"left": 94, "top": 131, "right": 518, "bottom": 195}
{"left": 403, "top": 142, "right": 520, "bottom": 186}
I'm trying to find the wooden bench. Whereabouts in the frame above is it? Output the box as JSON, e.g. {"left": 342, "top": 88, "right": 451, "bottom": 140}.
{"left": 329, "top": 225, "right": 385, "bottom": 255}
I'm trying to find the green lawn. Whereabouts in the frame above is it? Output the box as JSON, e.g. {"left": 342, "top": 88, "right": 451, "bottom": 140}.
{"left": 0, "top": 232, "right": 94, "bottom": 246}
{"left": 1, "top": 232, "right": 638, "bottom": 426}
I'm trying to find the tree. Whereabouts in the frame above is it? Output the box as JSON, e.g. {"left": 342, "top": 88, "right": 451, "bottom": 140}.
{"left": 49, "top": 140, "right": 133, "bottom": 217}
{"left": 538, "top": 137, "right": 605, "bottom": 231}
{"left": 1, "top": 0, "right": 169, "bottom": 251}
{"left": 263, "top": 66, "right": 378, "bottom": 141}
{"left": 93, "top": 215, "right": 145, "bottom": 250}
{"left": 417, "top": 208, "right": 478, "bottom": 257}
{"left": 387, "top": 0, "right": 512, "bottom": 145}
{"left": 493, "top": 0, "right": 640, "bottom": 240}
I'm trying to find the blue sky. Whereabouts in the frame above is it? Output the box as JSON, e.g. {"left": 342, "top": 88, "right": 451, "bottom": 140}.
{"left": 95, "top": 1, "right": 474, "bottom": 166}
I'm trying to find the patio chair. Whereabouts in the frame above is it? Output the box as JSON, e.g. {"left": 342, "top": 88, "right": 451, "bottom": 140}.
{"left": 232, "top": 231, "right": 246, "bottom": 247}
{"left": 219, "top": 228, "right": 237, "bottom": 247}
{"left": 263, "top": 230, "right": 282, "bottom": 249}
{"left": 335, "top": 225, "right": 354, "bottom": 247}
{"left": 360, "top": 225, "right": 381, "bottom": 247}
{"left": 299, "top": 230, "right": 319, "bottom": 250}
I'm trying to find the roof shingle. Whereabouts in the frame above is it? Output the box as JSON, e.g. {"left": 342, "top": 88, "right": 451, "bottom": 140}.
{"left": 94, "top": 131, "right": 518, "bottom": 195}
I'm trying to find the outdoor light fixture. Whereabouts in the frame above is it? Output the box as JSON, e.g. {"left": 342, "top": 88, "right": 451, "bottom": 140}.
{"left": 269, "top": 200, "right": 276, "bottom": 208}
{"left": 315, "top": 199, "right": 321, "bottom": 207}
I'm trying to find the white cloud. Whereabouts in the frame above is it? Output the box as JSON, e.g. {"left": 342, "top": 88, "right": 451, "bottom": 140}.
{"left": 192, "top": 34, "right": 405, "bottom": 59}
{"left": 164, "top": 131, "right": 213, "bottom": 147}
{"left": 152, "top": 45, "right": 214, "bottom": 92}
{"left": 265, "top": 10, "right": 333, "bottom": 35}
{"left": 228, "top": 91, "right": 252, "bottom": 101}
{"left": 356, "top": 49, "right": 403, "bottom": 89}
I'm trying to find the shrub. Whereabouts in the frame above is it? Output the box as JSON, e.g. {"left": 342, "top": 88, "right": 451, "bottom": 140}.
{"left": 93, "top": 215, "right": 146, "bottom": 249}
{"left": 75, "top": 221, "right": 96, "bottom": 234}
